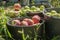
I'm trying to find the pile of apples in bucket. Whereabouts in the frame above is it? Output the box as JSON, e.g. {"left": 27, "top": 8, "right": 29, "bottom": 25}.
{"left": 12, "top": 15, "right": 41, "bottom": 26}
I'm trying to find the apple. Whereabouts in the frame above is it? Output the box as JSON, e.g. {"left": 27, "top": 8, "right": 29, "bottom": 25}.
{"left": 23, "top": 18, "right": 34, "bottom": 25}
{"left": 40, "top": 5, "right": 45, "bottom": 10}
{"left": 8, "top": 11, "right": 19, "bottom": 18}
{"left": 12, "top": 20, "right": 21, "bottom": 26}
{"left": 21, "top": 21, "right": 28, "bottom": 26}
{"left": 14, "top": 3, "right": 21, "bottom": 11}
{"left": 24, "top": 6, "right": 30, "bottom": 9}
{"left": 32, "top": 15, "right": 41, "bottom": 24}
{"left": 27, "top": 19, "right": 34, "bottom": 25}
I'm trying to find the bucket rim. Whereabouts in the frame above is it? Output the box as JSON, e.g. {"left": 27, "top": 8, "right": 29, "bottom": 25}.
{"left": 7, "top": 18, "right": 45, "bottom": 28}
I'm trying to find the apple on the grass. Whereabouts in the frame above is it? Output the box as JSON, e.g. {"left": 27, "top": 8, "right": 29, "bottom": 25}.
{"left": 32, "top": 15, "right": 41, "bottom": 24}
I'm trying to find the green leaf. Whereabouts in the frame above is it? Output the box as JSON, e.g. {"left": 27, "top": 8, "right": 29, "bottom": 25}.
{"left": 52, "top": 36, "right": 60, "bottom": 40}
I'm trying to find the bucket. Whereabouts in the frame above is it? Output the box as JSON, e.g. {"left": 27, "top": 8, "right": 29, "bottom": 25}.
{"left": 45, "top": 8, "right": 60, "bottom": 40}
{"left": 7, "top": 17, "right": 44, "bottom": 40}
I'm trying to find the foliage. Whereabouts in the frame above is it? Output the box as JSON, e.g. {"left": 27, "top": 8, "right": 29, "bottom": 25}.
{"left": 52, "top": 35, "right": 60, "bottom": 40}
{"left": 49, "top": 0, "right": 60, "bottom": 7}
{"left": 0, "top": 7, "right": 13, "bottom": 40}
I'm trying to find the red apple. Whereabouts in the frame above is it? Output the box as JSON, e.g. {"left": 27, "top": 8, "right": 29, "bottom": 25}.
{"left": 21, "top": 21, "right": 28, "bottom": 26}
{"left": 14, "top": 3, "right": 21, "bottom": 11}
{"left": 27, "top": 19, "right": 34, "bottom": 25}
{"left": 12, "top": 20, "right": 21, "bottom": 26}
{"left": 23, "top": 18, "right": 29, "bottom": 21}
{"left": 23, "top": 18, "right": 34, "bottom": 25}
{"left": 32, "top": 15, "right": 41, "bottom": 24}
